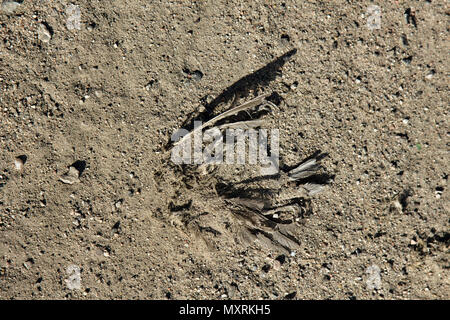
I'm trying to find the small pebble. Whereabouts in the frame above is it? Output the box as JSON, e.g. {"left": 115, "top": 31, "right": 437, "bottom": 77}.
{"left": 280, "top": 34, "right": 290, "bottom": 44}
{"left": 1, "top": 1, "right": 21, "bottom": 14}
{"left": 66, "top": 4, "right": 81, "bottom": 31}
{"left": 14, "top": 156, "right": 25, "bottom": 170}
{"left": 59, "top": 166, "right": 80, "bottom": 184}
{"left": 38, "top": 23, "right": 52, "bottom": 43}
{"left": 425, "top": 70, "right": 435, "bottom": 80}
{"left": 290, "top": 81, "right": 298, "bottom": 90}
{"left": 366, "top": 264, "right": 382, "bottom": 290}
{"left": 273, "top": 259, "right": 281, "bottom": 271}
{"left": 65, "top": 265, "right": 81, "bottom": 290}
{"left": 191, "top": 70, "right": 203, "bottom": 81}
{"left": 392, "top": 200, "right": 402, "bottom": 212}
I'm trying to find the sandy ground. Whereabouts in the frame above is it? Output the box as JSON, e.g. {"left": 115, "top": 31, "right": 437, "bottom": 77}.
{"left": 0, "top": 0, "right": 448, "bottom": 299}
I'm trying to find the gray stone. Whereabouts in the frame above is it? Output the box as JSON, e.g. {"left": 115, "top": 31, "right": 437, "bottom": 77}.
{"left": 38, "top": 23, "right": 52, "bottom": 43}
{"left": 1, "top": 1, "right": 21, "bottom": 14}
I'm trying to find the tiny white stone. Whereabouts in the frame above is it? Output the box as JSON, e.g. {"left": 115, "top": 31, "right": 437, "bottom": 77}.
{"left": 1, "top": 1, "right": 21, "bottom": 14}
{"left": 14, "top": 157, "right": 23, "bottom": 170}
{"left": 365, "top": 264, "right": 382, "bottom": 290}
{"left": 38, "top": 23, "right": 52, "bottom": 43}
{"left": 392, "top": 200, "right": 402, "bottom": 211}
{"left": 273, "top": 260, "right": 281, "bottom": 271}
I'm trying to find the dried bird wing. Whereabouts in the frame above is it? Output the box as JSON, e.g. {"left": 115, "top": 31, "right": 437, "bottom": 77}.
{"left": 250, "top": 225, "right": 300, "bottom": 254}
{"left": 232, "top": 206, "right": 265, "bottom": 227}
{"left": 173, "top": 94, "right": 271, "bottom": 147}
{"left": 197, "top": 163, "right": 217, "bottom": 176}
{"left": 288, "top": 158, "right": 321, "bottom": 180}
{"left": 229, "top": 198, "right": 267, "bottom": 212}
{"left": 303, "top": 183, "right": 325, "bottom": 195}
{"left": 253, "top": 229, "right": 288, "bottom": 253}
{"left": 205, "top": 93, "right": 271, "bottom": 125}
{"left": 231, "top": 201, "right": 301, "bottom": 253}
{"left": 264, "top": 204, "right": 301, "bottom": 217}
{"left": 59, "top": 166, "right": 80, "bottom": 184}
{"left": 203, "top": 134, "right": 223, "bottom": 156}
{"left": 217, "top": 119, "right": 264, "bottom": 130}
{"left": 236, "top": 228, "right": 257, "bottom": 248}
{"left": 272, "top": 224, "right": 301, "bottom": 251}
